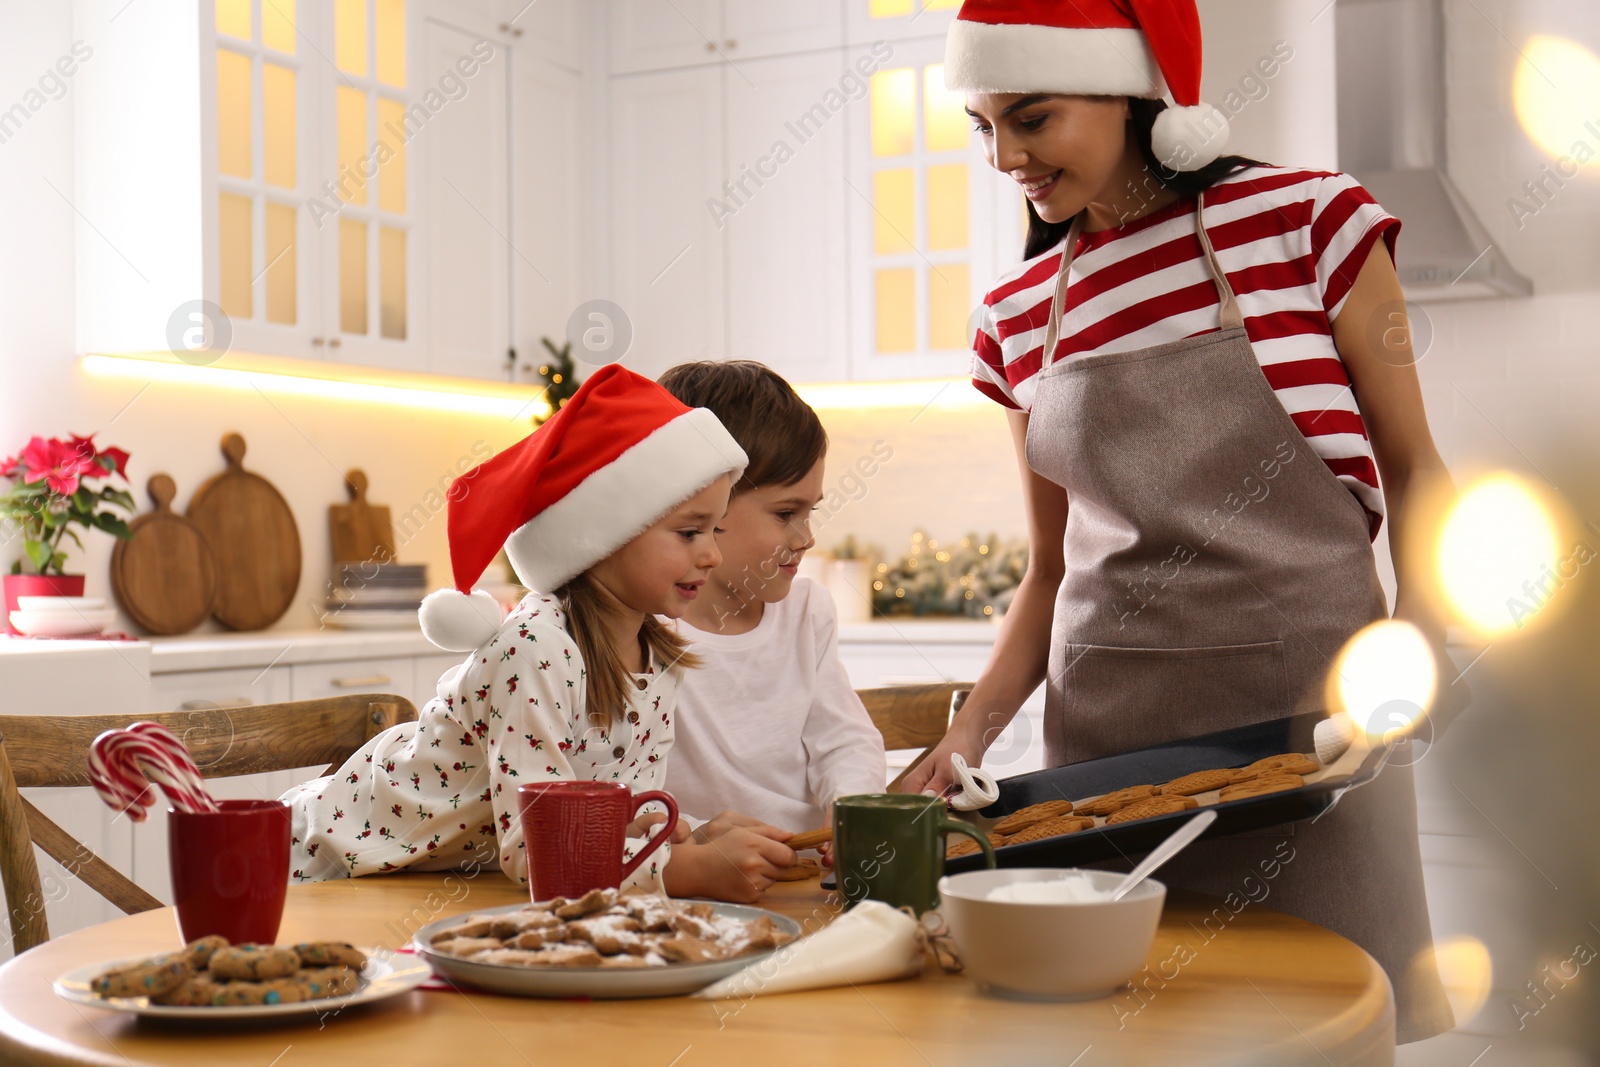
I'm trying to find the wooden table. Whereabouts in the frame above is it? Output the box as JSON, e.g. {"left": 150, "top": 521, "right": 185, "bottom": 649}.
{"left": 0, "top": 873, "right": 1394, "bottom": 1067}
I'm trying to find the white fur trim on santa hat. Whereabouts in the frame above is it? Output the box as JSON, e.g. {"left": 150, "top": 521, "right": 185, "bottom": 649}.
{"left": 503, "top": 407, "right": 746, "bottom": 595}
{"left": 419, "top": 588, "right": 505, "bottom": 652}
{"left": 944, "top": 22, "right": 1164, "bottom": 97}
{"left": 1152, "top": 103, "right": 1230, "bottom": 171}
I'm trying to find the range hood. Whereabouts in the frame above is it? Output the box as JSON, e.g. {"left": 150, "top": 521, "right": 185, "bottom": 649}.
{"left": 1336, "top": 0, "right": 1531, "bottom": 300}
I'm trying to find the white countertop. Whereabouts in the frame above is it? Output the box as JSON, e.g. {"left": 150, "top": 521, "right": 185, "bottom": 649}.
{"left": 145, "top": 627, "right": 443, "bottom": 672}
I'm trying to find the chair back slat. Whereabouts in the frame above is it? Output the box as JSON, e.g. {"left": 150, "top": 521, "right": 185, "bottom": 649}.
{"left": 0, "top": 694, "right": 410, "bottom": 788}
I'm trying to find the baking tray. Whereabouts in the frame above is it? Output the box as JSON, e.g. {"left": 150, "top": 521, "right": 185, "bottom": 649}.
{"left": 943, "top": 712, "right": 1391, "bottom": 873}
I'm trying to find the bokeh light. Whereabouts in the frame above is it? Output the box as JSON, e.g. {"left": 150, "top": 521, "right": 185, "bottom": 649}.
{"left": 1437, "top": 473, "right": 1565, "bottom": 637}
{"left": 1415, "top": 936, "right": 1494, "bottom": 1027}
{"left": 1329, "top": 620, "right": 1437, "bottom": 738}
{"left": 1513, "top": 36, "right": 1600, "bottom": 167}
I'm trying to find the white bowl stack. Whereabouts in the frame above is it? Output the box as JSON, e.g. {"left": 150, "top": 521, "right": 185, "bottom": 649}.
{"left": 8, "top": 596, "right": 116, "bottom": 638}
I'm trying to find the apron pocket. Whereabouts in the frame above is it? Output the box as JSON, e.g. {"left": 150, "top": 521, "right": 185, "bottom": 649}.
{"left": 1051, "top": 639, "right": 1289, "bottom": 760}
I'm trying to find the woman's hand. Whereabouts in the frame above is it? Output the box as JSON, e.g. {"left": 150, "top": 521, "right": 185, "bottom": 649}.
{"left": 662, "top": 829, "right": 796, "bottom": 904}
{"left": 899, "top": 720, "right": 986, "bottom": 797}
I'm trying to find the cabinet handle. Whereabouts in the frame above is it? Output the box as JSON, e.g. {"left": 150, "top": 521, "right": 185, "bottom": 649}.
{"left": 705, "top": 41, "right": 716, "bottom": 52}
{"left": 724, "top": 39, "right": 737, "bottom": 49}
{"left": 311, "top": 336, "right": 325, "bottom": 346}
{"left": 497, "top": 22, "right": 523, "bottom": 37}
{"left": 178, "top": 698, "right": 253, "bottom": 710}
{"left": 331, "top": 675, "right": 392, "bottom": 688}
{"left": 328, "top": 337, "right": 342, "bottom": 349}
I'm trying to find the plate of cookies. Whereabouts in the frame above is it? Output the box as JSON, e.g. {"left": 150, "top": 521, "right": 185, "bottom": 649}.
{"left": 945, "top": 712, "right": 1390, "bottom": 872}
{"left": 54, "top": 936, "right": 431, "bottom": 1020}
{"left": 414, "top": 887, "right": 802, "bottom": 999}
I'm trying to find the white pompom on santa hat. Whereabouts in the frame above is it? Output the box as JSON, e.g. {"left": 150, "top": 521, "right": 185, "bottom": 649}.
{"left": 944, "top": 0, "right": 1230, "bottom": 172}
{"left": 418, "top": 363, "right": 747, "bottom": 652}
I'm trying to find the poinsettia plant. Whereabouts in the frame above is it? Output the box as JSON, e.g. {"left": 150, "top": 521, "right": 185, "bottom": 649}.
{"left": 0, "top": 434, "right": 134, "bottom": 576}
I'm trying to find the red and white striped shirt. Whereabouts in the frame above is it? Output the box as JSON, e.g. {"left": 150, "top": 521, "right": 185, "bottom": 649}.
{"left": 971, "top": 166, "right": 1398, "bottom": 538}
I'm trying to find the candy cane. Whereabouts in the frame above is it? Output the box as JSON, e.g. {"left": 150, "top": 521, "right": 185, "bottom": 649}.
{"left": 87, "top": 723, "right": 220, "bottom": 821}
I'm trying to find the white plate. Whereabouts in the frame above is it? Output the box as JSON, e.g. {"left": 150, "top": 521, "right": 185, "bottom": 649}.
{"left": 54, "top": 949, "right": 431, "bottom": 1021}
{"left": 414, "top": 901, "right": 801, "bottom": 999}
{"left": 321, "top": 608, "right": 421, "bottom": 631}
{"left": 9, "top": 608, "right": 116, "bottom": 637}
{"left": 16, "top": 596, "right": 107, "bottom": 612}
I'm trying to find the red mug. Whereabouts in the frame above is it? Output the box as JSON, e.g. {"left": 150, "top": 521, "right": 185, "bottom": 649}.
{"left": 517, "top": 781, "right": 678, "bottom": 901}
{"left": 168, "top": 799, "right": 291, "bottom": 944}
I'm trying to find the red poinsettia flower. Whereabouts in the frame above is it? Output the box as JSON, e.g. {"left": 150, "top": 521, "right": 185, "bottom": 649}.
{"left": 18, "top": 436, "right": 98, "bottom": 496}
{"left": 0, "top": 451, "right": 22, "bottom": 478}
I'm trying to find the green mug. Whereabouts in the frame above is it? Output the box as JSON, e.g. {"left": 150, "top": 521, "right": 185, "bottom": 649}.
{"left": 832, "top": 793, "right": 996, "bottom": 914}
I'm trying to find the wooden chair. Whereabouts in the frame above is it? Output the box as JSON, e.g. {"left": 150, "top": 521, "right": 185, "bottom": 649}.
{"left": 0, "top": 694, "right": 416, "bottom": 955}
{"left": 855, "top": 682, "right": 973, "bottom": 792}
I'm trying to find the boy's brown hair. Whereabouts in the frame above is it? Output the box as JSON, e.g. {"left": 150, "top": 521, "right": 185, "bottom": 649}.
{"left": 657, "top": 361, "right": 827, "bottom": 493}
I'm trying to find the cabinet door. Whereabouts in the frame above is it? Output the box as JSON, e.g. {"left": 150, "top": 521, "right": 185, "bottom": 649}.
{"left": 607, "top": 0, "right": 720, "bottom": 75}
{"left": 138, "top": 667, "right": 295, "bottom": 904}
{"left": 207, "top": 0, "right": 323, "bottom": 358}
{"left": 721, "top": 0, "right": 843, "bottom": 60}
{"left": 318, "top": 0, "right": 430, "bottom": 371}
{"left": 606, "top": 67, "right": 726, "bottom": 379}
{"left": 510, "top": 54, "right": 590, "bottom": 385}
{"left": 722, "top": 51, "right": 851, "bottom": 382}
{"left": 846, "top": 35, "right": 999, "bottom": 380}
{"left": 421, "top": 13, "right": 514, "bottom": 380}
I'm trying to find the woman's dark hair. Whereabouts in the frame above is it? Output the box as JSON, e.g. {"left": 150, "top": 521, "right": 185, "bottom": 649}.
{"left": 657, "top": 360, "right": 828, "bottom": 495}
{"left": 1022, "top": 97, "right": 1265, "bottom": 261}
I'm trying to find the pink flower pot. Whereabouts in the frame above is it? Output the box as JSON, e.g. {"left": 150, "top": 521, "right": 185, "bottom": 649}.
{"left": 2, "top": 573, "right": 86, "bottom": 636}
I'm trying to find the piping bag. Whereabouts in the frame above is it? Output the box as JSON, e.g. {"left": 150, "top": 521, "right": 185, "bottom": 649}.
{"left": 692, "top": 900, "right": 924, "bottom": 999}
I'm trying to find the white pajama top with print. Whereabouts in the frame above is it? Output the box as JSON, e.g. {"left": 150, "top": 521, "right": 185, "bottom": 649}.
{"left": 280, "top": 593, "right": 677, "bottom": 891}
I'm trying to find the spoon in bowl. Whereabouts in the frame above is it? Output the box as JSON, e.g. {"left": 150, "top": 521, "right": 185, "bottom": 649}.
{"left": 1108, "top": 809, "right": 1218, "bottom": 902}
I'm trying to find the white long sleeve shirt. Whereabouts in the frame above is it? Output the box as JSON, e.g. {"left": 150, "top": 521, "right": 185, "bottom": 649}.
{"left": 664, "top": 577, "right": 887, "bottom": 832}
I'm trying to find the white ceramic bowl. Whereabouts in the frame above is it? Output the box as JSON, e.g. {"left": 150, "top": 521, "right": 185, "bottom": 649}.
{"left": 16, "top": 596, "right": 107, "bottom": 612}
{"left": 8, "top": 608, "right": 116, "bottom": 637}
{"left": 938, "top": 868, "right": 1166, "bottom": 1001}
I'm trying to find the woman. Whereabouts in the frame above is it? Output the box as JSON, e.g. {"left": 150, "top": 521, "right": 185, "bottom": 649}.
{"left": 906, "top": 0, "right": 1457, "bottom": 1043}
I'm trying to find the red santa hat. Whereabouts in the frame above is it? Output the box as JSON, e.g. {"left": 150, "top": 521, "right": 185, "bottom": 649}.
{"left": 944, "top": 0, "right": 1230, "bottom": 171}
{"left": 418, "top": 364, "right": 748, "bottom": 651}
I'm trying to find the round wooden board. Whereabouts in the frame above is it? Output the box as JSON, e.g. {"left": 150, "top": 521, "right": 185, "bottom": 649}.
{"left": 186, "top": 433, "right": 303, "bottom": 631}
{"left": 110, "top": 474, "right": 218, "bottom": 635}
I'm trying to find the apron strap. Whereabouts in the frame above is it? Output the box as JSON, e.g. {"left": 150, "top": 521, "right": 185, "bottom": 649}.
{"left": 1039, "top": 190, "right": 1244, "bottom": 372}
{"left": 1192, "top": 191, "right": 1246, "bottom": 333}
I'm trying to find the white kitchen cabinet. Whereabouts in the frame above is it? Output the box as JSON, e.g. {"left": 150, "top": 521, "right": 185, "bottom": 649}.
{"left": 722, "top": 51, "right": 852, "bottom": 382}
{"left": 509, "top": 49, "right": 591, "bottom": 385}
{"left": 421, "top": 12, "right": 513, "bottom": 380}
{"left": 608, "top": 1, "right": 841, "bottom": 75}
{"left": 606, "top": 66, "right": 727, "bottom": 378}
{"left": 290, "top": 656, "right": 415, "bottom": 702}
{"left": 74, "top": 0, "right": 428, "bottom": 371}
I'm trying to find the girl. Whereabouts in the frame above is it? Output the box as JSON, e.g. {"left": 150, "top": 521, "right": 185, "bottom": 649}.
{"left": 657, "top": 361, "right": 886, "bottom": 836}
{"left": 283, "top": 364, "right": 796, "bottom": 903}
{"left": 907, "top": 0, "right": 1457, "bottom": 1042}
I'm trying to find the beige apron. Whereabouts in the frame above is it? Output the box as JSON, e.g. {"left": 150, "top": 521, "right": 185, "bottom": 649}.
{"left": 1026, "top": 193, "right": 1453, "bottom": 1042}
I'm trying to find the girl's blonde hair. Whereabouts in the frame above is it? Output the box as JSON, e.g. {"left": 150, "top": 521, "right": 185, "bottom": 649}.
{"left": 556, "top": 570, "right": 700, "bottom": 729}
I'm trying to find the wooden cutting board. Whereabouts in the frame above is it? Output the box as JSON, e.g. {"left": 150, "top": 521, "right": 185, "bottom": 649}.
{"left": 187, "top": 433, "right": 302, "bottom": 631}
{"left": 329, "top": 469, "right": 396, "bottom": 564}
{"left": 109, "top": 474, "right": 219, "bottom": 635}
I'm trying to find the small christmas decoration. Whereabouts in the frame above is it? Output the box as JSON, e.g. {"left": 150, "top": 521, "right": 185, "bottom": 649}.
{"left": 870, "top": 530, "right": 1028, "bottom": 619}
{"left": 531, "top": 337, "right": 582, "bottom": 426}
